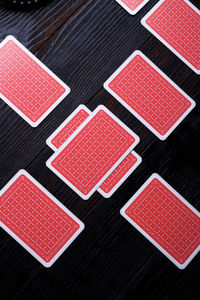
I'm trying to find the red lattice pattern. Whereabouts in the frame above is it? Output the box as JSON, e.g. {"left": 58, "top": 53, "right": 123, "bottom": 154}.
{"left": 109, "top": 54, "right": 191, "bottom": 136}
{"left": 125, "top": 178, "right": 200, "bottom": 264}
{"left": 146, "top": 0, "right": 200, "bottom": 70}
{"left": 0, "top": 175, "right": 80, "bottom": 262}
{"left": 0, "top": 40, "right": 66, "bottom": 122}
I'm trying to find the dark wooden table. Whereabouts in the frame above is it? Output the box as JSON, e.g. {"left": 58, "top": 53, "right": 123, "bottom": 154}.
{"left": 0, "top": 0, "right": 200, "bottom": 299}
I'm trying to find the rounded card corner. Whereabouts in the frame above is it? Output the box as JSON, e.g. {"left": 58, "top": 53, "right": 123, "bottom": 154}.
{"left": 134, "top": 50, "right": 143, "bottom": 56}
{"left": 98, "top": 189, "right": 111, "bottom": 198}
{"left": 120, "top": 208, "right": 125, "bottom": 217}
{"left": 5, "top": 35, "right": 16, "bottom": 42}
{"left": 137, "top": 155, "right": 142, "bottom": 164}
{"left": 135, "top": 135, "right": 140, "bottom": 143}
{"left": 103, "top": 82, "right": 109, "bottom": 90}
{"left": 81, "top": 195, "right": 90, "bottom": 201}
{"left": 97, "top": 104, "right": 106, "bottom": 111}
{"left": 30, "top": 122, "right": 39, "bottom": 128}
{"left": 79, "top": 222, "right": 85, "bottom": 231}
{"left": 151, "top": 173, "right": 160, "bottom": 180}
{"left": 42, "top": 260, "right": 54, "bottom": 268}
{"left": 176, "top": 263, "right": 187, "bottom": 270}
{"left": 18, "top": 169, "right": 27, "bottom": 175}
{"left": 141, "top": 16, "right": 147, "bottom": 26}
{"left": 191, "top": 100, "right": 196, "bottom": 108}
{"left": 46, "top": 160, "right": 51, "bottom": 168}
{"left": 158, "top": 133, "right": 168, "bottom": 141}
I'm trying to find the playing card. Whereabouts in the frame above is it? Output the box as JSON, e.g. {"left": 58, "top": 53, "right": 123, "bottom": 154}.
{"left": 0, "top": 36, "right": 70, "bottom": 127}
{"left": 115, "top": 0, "right": 150, "bottom": 15}
{"left": 120, "top": 174, "right": 200, "bottom": 269}
{"left": 46, "top": 105, "right": 91, "bottom": 151}
{"left": 141, "top": 0, "right": 200, "bottom": 74}
{"left": 0, "top": 170, "right": 84, "bottom": 267}
{"left": 98, "top": 151, "right": 142, "bottom": 198}
{"left": 46, "top": 105, "right": 140, "bottom": 200}
{"left": 104, "top": 51, "right": 195, "bottom": 140}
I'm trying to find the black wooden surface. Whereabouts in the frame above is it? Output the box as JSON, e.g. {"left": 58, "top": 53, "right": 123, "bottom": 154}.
{"left": 0, "top": 0, "right": 200, "bottom": 299}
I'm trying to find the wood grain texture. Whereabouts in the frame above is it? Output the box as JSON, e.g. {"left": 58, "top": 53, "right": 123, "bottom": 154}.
{"left": 0, "top": 0, "right": 200, "bottom": 299}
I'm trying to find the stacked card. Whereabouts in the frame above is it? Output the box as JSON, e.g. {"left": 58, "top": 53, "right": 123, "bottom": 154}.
{"left": 0, "top": 170, "right": 84, "bottom": 267}
{"left": 46, "top": 105, "right": 141, "bottom": 199}
{"left": 0, "top": 36, "right": 70, "bottom": 127}
{"left": 121, "top": 174, "right": 200, "bottom": 269}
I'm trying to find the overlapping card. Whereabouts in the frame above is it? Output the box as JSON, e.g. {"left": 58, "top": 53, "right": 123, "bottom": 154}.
{"left": 104, "top": 51, "right": 195, "bottom": 140}
{"left": 120, "top": 174, "right": 200, "bottom": 269}
{"left": 46, "top": 105, "right": 141, "bottom": 199}
{"left": 0, "top": 170, "right": 84, "bottom": 267}
{"left": 141, "top": 0, "right": 200, "bottom": 74}
{"left": 0, "top": 36, "right": 70, "bottom": 127}
{"left": 115, "top": 0, "right": 150, "bottom": 15}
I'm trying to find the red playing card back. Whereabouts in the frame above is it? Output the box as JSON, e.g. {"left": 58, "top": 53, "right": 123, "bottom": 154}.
{"left": 104, "top": 51, "right": 195, "bottom": 140}
{"left": 121, "top": 174, "right": 200, "bottom": 268}
{"left": 0, "top": 171, "right": 84, "bottom": 267}
{"left": 142, "top": 0, "right": 200, "bottom": 74}
{"left": 0, "top": 36, "right": 69, "bottom": 127}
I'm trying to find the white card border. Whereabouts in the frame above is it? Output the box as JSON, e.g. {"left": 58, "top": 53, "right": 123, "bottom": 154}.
{"left": 46, "top": 105, "right": 140, "bottom": 200}
{"left": 141, "top": 0, "right": 200, "bottom": 74}
{"left": 120, "top": 173, "right": 200, "bottom": 269}
{"left": 98, "top": 151, "right": 142, "bottom": 198}
{"left": 0, "top": 36, "right": 70, "bottom": 127}
{"left": 115, "top": 0, "right": 150, "bottom": 15}
{"left": 0, "top": 170, "right": 84, "bottom": 268}
{"left": 46, "top": 105, "right": 91, "bottom": 151}
{"left": 104, "top": 50, "right": 196, "bottom": 140}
